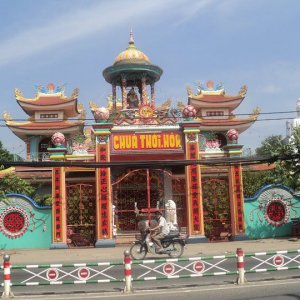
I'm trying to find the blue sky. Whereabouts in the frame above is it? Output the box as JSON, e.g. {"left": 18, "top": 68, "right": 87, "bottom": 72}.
{"left": 0, "top": 0, "right": 299, "bottom": 157}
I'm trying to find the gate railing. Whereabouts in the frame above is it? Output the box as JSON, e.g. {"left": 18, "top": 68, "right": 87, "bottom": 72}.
{"left": 2, "top": 248, "right": 300, "bottom": 296}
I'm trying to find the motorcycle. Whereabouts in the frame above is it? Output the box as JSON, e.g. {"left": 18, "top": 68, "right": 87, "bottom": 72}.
{"left": 130, "top": 228, "right": 185, "bottom": 260}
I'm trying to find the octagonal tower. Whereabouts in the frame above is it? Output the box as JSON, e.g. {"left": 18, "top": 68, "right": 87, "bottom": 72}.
{"left": 103, "top": 30, "right": 163, "bottom": 110}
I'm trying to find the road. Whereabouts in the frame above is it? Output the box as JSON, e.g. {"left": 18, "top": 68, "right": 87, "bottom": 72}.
{"left": 7, "top": 268, "right": 300, "bottom": 298}
{"left": 9, "top": 278, "right": 300, "bottom": 300}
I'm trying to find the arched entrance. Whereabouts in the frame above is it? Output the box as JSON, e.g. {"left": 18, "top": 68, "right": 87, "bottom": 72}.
{"left": 202, "top": 178, "right": 231, "bottom": 241}
{"left": 66, "top": 183, "right": 96, "bottom": 247}
{"left": 112, "top": 169, "right": 187, "bottom": 233}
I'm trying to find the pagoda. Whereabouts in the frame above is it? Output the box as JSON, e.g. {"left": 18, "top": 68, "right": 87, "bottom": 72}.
{"left": 187, "top": 80, "right": 259, "bottom": 157}
{"left": 3, "top": 83, "right": 85, "bottom": 161}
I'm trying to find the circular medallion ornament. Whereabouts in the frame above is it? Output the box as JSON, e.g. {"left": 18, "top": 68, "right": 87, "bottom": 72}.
{"left": 139, "top": 105, "right": 154, "bottom": 118}
{"left": 264, "top": 195, "right": 290, "bottom": 227}
{"left": 0, "top": 207, "right": 29, "bottom": 238}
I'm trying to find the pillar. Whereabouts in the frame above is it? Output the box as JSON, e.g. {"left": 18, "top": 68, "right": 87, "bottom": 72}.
{"left": 50, "top": 167, "right": 68, "bottom": 248}
{"left": 229, "top": 164, "right": 246, "bottom": 239}
{"left": 223, "top": 143, "right": 246, "bottom": 240}
{"left": 94, "top": 126, "right": 115, "bottom": 247}
{"left": 112, "top": 83, "right": 117, "bottom": 111}
{"left": 182, "top": 125, "right": 206, "bottom": 243}
{"left": 121, "top": 75, "right": 127, "bottom": 109}
{"left": 150, "top": 83, "right": 155, "bottom": 106}
{"left": 141, "top": 76, "right": 147, "bottom": 105}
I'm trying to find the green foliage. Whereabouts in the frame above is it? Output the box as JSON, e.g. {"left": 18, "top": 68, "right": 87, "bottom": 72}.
{"left": 0, "top": 141, "right": 14, "bottom": 161}
{"left": 274, "top": 127, "right": 300, "bottom": 190}
{"left": 0, "top": 174, "right": 52, "bottom": 206}
{"left": 242, "top": 170, "right": 278, "bottom": 198}
{"left": 251, "top": 128, "right": 300, "bottom": 192}
{"left": 255, "top": 135, "right": 285, "bottom": 156}
{"left": 0, "top": 173, "right": 35, "bottom": 197}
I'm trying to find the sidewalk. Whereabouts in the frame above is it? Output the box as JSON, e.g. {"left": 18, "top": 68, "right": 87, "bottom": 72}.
{"left": 2, "top": 237, "right": 300, "bottom": 265}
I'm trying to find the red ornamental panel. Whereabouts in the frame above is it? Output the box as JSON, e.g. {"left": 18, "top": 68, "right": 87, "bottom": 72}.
{"left": 54, "top": 167, "right": 62, "bottom": 240}
{"left": 188, "top": 142, "right": 200, "bottom": 233}
{"left": 99, "top": 145, "right": 109, "bottom": 237}
{"left": 0, "top": 207, "right": 29, "bottom": 238}
{"left": 234, "top": 166, "right": 244, "bottom": 231}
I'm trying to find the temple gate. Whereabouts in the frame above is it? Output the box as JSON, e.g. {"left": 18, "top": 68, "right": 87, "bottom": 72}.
{"left": 66, "top": 183, "right": 96, "bottom": 247}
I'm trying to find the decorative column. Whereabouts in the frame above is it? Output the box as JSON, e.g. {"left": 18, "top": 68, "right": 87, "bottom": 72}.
{"left": 229, "top": 164, "right": 245, "bottom": 238}
{"left": 150, "top": 83, "right": 155, "bottom": 106}
{"left": 224, "top": 129, "right": 246, "bottom": 240}
{"left": 182, "top": 124, "right": 206, "bottom": 243}
{"left": 48, "top": 132, "right": 68, "bottom": 248}
{"left": 50, "top": 167, "right": 67, "bottom": 248}
{"left": 111, "top": 83, "right": 117, "bottom": 111}
{"left": 121, "top": 75, "right": 127, "bottom": 109}
{"left": 141, "top": 76, "right": 147, "bottom": 105}
{"left": 93, "top": 123, "right": 114, "bottom": 247}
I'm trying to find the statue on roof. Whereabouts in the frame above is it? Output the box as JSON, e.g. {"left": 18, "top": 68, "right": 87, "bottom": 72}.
{"left": 127, "top": 87, "right": 139, "bottom": 109}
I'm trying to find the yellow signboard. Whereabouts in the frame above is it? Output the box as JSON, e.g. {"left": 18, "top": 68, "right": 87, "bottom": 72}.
{"left": 111, "top": 132, "right": 182, "bottom": 151}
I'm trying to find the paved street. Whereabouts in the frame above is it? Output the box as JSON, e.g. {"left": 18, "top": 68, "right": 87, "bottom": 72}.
{"left": 2, "top": 237, "right": 300, "bottom": 298}
{"left": 3, "top": 237, "right": 300, "bottom": 264}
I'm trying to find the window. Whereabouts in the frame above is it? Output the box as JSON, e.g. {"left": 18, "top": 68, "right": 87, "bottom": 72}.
{"left": 206, "top": 111, "right": 224, "bottom": 117}
{"left": 40, "top": 113, "right": 58, "bottom": 119}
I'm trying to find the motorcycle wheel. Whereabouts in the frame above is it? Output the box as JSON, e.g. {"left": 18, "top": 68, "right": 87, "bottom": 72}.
{"left": 168, "top": 241, "right": 184, "bottom": 258}
{"left": 130, "top": 243, "right": 147, "bottom": 260}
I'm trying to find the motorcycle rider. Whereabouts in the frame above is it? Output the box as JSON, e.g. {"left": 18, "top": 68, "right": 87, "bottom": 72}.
{"left": 150, "top": 210, "right": 170, "bottom": 253}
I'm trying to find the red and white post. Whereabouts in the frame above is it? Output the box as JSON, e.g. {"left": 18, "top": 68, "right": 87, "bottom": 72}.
{"left": 123, "top": 250, "right": 133, "bottom": 293}
{"left": 236, "top": 248, "right": 246, "bottom": 284}
{"left": 2, "top": 254, "right": 14, "bottom": 298}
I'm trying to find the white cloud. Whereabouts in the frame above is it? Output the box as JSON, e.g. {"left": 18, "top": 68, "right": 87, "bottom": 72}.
{"left": 0, "top": 0, "right": 183, "bottom": 66}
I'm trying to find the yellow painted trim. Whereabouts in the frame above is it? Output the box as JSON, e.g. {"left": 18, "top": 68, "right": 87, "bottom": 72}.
{"left": 65, "top": 154, "right": 95, "bottom": 159}
{"left": 94, "top": 131, "right": 111, "bottom": 136}
{"left": 50, "top": 155, "right": 65, "bottom": 160}
{"left": 183, "top": 129, "right": 200, "bottom": 133}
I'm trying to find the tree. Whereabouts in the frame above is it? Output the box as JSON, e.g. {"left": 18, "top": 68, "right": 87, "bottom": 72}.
{"left": 255, "top": 135, "right": 285, "bottom": 156}
{"left": 243, "top": 130, "right": 300, "bottom": 197}
{"left": 0, "top": 141, "right": 14, "bottom": 161}
{"left": 242, "top": 170, "right": 277, "bottom": 198}
{"left": 0, "top": 173, "right": 35, "bottom": 198}
{"left": 274, "top": 126, "right": 300, "bottom": 191}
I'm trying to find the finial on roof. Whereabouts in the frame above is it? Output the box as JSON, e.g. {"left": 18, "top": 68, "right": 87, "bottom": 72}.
{"left": 129, "top": 28, "right": 134, "bottom": 45}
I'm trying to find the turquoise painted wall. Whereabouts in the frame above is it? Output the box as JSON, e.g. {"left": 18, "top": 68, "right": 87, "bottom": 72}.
{"left": 244, "top": 184, "right": 300, "bottom": 239}
{"left": 0, "top": 194, "right": 52, "bottom": 249}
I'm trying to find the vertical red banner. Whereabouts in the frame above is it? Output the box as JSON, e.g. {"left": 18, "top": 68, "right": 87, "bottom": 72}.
{"left": 53, "top": 167, "right": 61, "bottom": 241}
{"left": 99, "top": 145, "right": 109, "bottom": 238}
{"left": 188, "top": 143, "right": 200, "bottom": 233}
{"left": 234, "top": 165, "right": 244, "bottom": 232}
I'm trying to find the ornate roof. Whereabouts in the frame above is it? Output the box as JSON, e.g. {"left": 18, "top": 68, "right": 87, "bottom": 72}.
{"left": 5, "top": 119, "right": 84, "bottom": 140}
{"left": 103, "top": 31, "right": 163, "bottom": 85}
{"left": 187, "top": 81, "right": 247, "bottom": 112}
{"left": 15, "top": 83, "right": 82, "bottom": 118}
{"left": 197, "top": 117, "right": 257, "bottom": 134}
{"left": 113, "top": 30, "right": 150, "bottom": 66}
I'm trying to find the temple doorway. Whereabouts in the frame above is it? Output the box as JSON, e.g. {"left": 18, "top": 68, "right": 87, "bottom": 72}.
{"left": 66, "top": 183, "right": 96, "bottom": 247}
{"left": 202, "top": 178, "right": 232, "bottom": 241}
{"left": 112, "top": 168, "right": 187, "bottom": 233}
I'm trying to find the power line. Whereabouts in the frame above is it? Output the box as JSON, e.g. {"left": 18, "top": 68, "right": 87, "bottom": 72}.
{"left": 0, "top": 153, "right": 299, "bottom": 169}
{"left": 0, "top": 110, "right": 299, "bottom": 123}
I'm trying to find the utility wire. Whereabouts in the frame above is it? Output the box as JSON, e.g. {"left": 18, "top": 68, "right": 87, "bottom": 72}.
{"left": 0, "top": 153, "right": 299, "bottom": 169}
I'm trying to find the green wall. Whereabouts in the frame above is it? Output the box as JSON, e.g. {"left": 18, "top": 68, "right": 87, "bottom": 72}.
{"left": 244, "top": 184, "right": 300, "bottom": 239}
{"left": 0, "top": 194, "right": 52, "bottom": 249}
